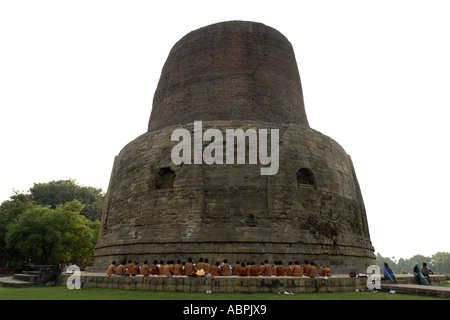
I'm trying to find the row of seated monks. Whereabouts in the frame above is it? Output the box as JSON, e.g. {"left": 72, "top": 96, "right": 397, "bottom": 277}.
{"left": 107, "top": 258, "right": 332, "bottom": 277}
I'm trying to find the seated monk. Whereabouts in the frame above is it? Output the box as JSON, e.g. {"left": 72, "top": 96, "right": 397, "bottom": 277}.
{"left": 126, "top": 260, "right": 135, "bottom": 275}
{"left": 162, "top": 262, "right": 172, "bottom": 276}
{"left": 286, "top": 262, "right": 295, "bottom": 276}
{"left": 203, "top": 259, "right": 211, "bottom": 275}
{"left": 197, "top": 258, "right": 206, "bottom": 274}
{"left": 276, "top": 261, "right": 285, "bottom": 276}
{"left": 263, "top": 260, "right": 273, "bottom": 276}
{"left": 293, "top": 261, "right": 303, "bottom": 277}
{"left": 320, "top": 266, "right": 332, "bottom": 277}
{"left": 259, "top": 262, "right": 265, "bottom": 276}
{"left": 221, "top": 259, "right": 231, "bottom": 276}
{"left": 116, "top": 261, "right": 126, "bottom": 276}
{"left": 141, "top": 261, "right": 151, "bottom": 276}
{"left": 232, "top": 261, "right": 241, "bottom": 276}
{"left": 308, "top": 261, "right": 318, "bottom": 277}
{"left": 174, "top": 260, "right": 184, "bottom": 275}
{"left": 185, "top": 258, "right": 196, "bottom": 276}
{"left": 238, "top": 263, "right": 248, "bottom": 276}
{"left": 211, "top": 262, "right": 221, "bottom": 277}
{"left": 107, "top": 261, "right": 117, "bottom": 275}
{"left": 303, "top": 260, "right": 311, "bottom": 276}
{"left": 150, "top": 260, "right": 159, "bottom": 275}
{"left": 130, "top": 262, "right": 140, "bottom": 275}
{"left": 249, "top": 263, "right": 260, "bottom": 276}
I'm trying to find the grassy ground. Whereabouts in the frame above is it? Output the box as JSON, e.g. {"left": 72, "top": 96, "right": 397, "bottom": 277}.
{"left": 0, "top": 285, "right": 447, "bottom": 300}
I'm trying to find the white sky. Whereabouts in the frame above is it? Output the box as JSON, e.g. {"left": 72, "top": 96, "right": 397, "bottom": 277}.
{"left": 1, "top": 0, "right": 449, "bottom": 260}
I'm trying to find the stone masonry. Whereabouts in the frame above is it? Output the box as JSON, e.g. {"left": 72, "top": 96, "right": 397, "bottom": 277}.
{"left": 92, "top": 21, "right": 376, "bottom": 274}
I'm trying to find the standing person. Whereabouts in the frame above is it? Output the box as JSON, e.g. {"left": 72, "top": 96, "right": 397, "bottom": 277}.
{"left": 221, "top": 259, "right": 231, "bottom": 276}
{"left": 141, "top": 260, "right": 151, "bottom": 276}
{"left": 383, "top": 262, "right": 396, "bottom": 281}
{"left": 107, "top": 261, "right": 117, "bottom": 275}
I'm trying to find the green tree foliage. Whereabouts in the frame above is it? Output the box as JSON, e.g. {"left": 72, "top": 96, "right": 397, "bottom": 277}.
{"left": 5, "top": 200, "right": 99, "bottom": 268}
{"left": 29, "top": 179, "right": 104, "bottom": 221}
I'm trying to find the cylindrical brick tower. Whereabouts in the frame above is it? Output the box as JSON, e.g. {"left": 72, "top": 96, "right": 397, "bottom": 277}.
{"left": 93, "top": 21, "right": 375, "bottom": 274}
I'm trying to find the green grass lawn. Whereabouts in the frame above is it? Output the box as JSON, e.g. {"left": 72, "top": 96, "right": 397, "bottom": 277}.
{"left": 0, "top": 285, "right": 447, "bottom": 300}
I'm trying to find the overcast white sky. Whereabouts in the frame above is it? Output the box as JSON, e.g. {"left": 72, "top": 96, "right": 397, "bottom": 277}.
{"left": 1, "top": 0, "right": 449, "bottom": 261}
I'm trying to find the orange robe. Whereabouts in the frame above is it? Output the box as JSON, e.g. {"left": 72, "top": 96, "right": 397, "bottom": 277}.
{"left": 162, "top": 264, "right": 172, "bottom": 276}
{"left": 320, "top": 267, "right": 332, "bottom": 277}
{"left": 185, "top": 262, "right": 196, "bottom": 276}
{"left": 141, "top": 264, "right": 151, "bottom": 275}
{"left": 249, "top": 265, "right": 260, "bottom": 276}
{"left": 221, "top": 263, "right": 231, "bottom": 276}
{"left": 286, "top": 265, "right": 295, "bottom": 276}
{"left": 174, "top": 264, "right": 184, "bottom": 275}
{"left": 116, "top": 264, "right": 126, "bottom": 275}
{"left": 303, "top": 264, "right": 311, "bottom": 276}
{"left": 131, "top": 264, "right": 140, "bottom": 275}
{"left": 276, "top": 265, "right": 285, "bottom": 276}
{"left": 308, "top": 265, "right": 318, "bottom": 277}
{"left": 232, "top": 264, "right": 241, "bottom": 275}
{"left": 293, "top": 265, "right": 303, "bottom": 277}
{"left": 150, "top": 264, "right": 159, "bottom": 275}
{"left": 211, "top": 266, "right": 221, "bottom": 277}
{"left": 263, "top": 264, "right": 273, "bottom": 276}
{"left": 107, "top": 264, "right": 116, "bottom": 275}
{"left": 238, "top": 266, "right": 248, "bottom": 276}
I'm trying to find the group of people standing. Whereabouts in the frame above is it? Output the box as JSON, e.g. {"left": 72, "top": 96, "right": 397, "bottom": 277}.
{"left": 106, "top": 258, "right": 332, "bottom": 278}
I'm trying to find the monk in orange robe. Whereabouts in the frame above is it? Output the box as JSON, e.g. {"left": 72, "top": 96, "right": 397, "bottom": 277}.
{"left": 162, "top": 262, "right": 172, "bottom": 276}
{"left": 141, "top": 261, "right": 151, "bottom": 275}
{"left": 293, "top": 261, "right": 303, "bottom": 277}
{"left": 197, "top": 258, "right": 206, "bottom": 273}
{"left": 320, "top": 266, "right": 332, "bottom": 277}
{"left": 131, "top": 262, "right": 140, "bottom": 275}
{"left": 263, "top": 260, "right": 273, "bottom": 276}
{"left": 116, "top": 262, "right": 126, "bottom": 276}
{"left": 249, "top": 263, "right": 260, "bottom": 276}
{"left": 211, "top": 262, "right": 221, "bottom": 277}
{"left": 151, "top": 260, "right": 160, "bottom": 275}
{"left": 232, "top": 261, "right": 241, "bottom": 275}
{"left": 107, "top": 261, "right": 117, "bottom": 275}
{"left": 238, "top": 263, "right": 248, "bottom": 276}
{"left": 220, "top": 259, "right": 231, "bottom": 276}
{"left": 276, "top": 261, "right": 285, "bottom": 276}
{"left": 302, "top": 260, "right": 311, "bottom": 276}
{"left": 126, "top": 260, "right": 135, "bottom": 275}
{"left": 308, "top": 261, "right": 319, "bottom": 277}
{"left": 185, "top": 258, "right": 196, "bottom": 276}
{"left": 286, "top": 262, "right": 295, "bottom": 276}
{"left": 174, "top": 260, "right": 184, "bottom": 275}
{"left": 203, "top": 259, "right": 211, "bottom": 275}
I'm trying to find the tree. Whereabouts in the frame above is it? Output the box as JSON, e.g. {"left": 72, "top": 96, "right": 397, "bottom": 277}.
{"left": 431, "top": 252, "right": 450, "bottom": 274}
{"left": 5, "top": 200, "right": 100, "bottom": 268}
{"left": 29, "top": 179, "right": 104, "bottom": 221}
